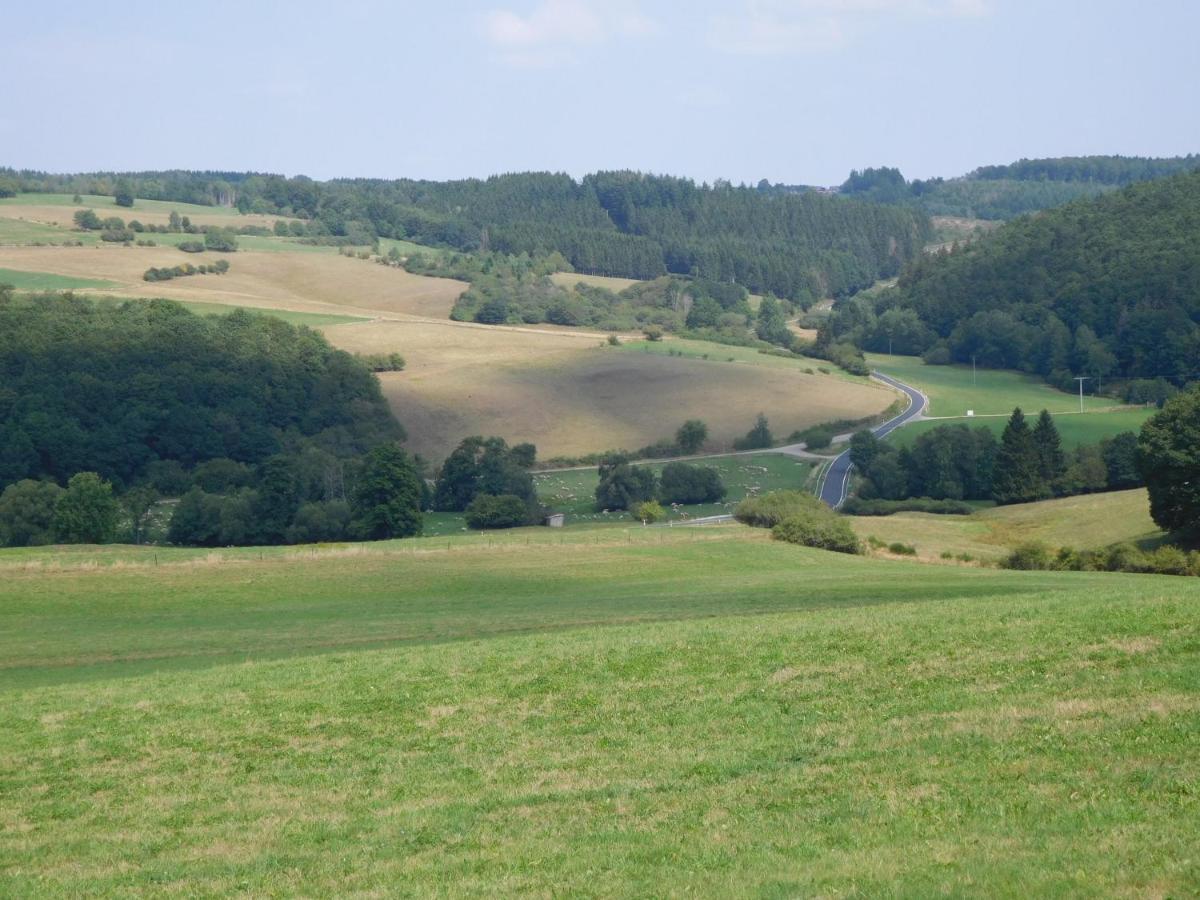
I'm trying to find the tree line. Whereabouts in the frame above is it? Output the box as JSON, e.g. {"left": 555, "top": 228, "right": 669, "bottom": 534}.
{"left": 847, "top": 410, "right": 1142, "bottom": 507}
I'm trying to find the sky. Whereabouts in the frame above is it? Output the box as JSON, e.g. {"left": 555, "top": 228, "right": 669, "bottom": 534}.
{"left": 5, "top": 0, "right": 1198, "bottom": 186}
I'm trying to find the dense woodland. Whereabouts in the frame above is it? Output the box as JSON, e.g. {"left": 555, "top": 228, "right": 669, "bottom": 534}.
{"left": 826, "top": 171, "right": 1200, "bottom": 386}
{"left": 837, "top": 155, "right": 1199, "bottom": 219}
{"left": 0, "top": 292, "right": 423, "bottom": 546}
{"left": 2, "top": 168, "right": 930, "bottom": 302}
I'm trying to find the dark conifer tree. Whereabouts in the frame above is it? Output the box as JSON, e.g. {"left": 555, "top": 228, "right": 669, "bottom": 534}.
{"left": 1032, "top": 410, "right": 1067, "bottom": 490}
{"left": 992, "top": 408, "right": 1048, "bottom": 504}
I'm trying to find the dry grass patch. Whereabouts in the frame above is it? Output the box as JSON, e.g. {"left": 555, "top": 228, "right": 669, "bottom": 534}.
{"left": 0, "top": 200, "right": 288, "bottom": 232}
{"left": 549, "top": 272, "right": 641, "bottom": 292}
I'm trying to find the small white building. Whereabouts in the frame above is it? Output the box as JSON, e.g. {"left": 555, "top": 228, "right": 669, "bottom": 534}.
{"left": 545, "top": 513, "right": 565, "bottom": 528}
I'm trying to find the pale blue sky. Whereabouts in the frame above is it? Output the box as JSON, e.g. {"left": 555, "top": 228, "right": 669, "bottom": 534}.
{"left": 5, "top": 0, "right": 1197, "bottom": 185}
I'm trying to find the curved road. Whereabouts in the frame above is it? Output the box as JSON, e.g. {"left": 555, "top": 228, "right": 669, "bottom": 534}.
{"left": 815, "top": 372, "right": 927, "bottom": 508}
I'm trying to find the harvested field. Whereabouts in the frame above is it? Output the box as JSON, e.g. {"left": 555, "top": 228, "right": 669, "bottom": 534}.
{"left": 0, "top": 245, "right": 467, "bottom": 318}
{"left": 0, "top": 193, "right": 292, "bottom": 231}
{"left": 357, "top": 335, "right": 896, "bottom": 461}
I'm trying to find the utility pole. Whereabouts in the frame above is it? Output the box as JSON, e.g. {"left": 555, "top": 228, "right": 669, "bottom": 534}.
{"left": 972, "top": 354, "right": 977, "bottom": 386}
{"left": 1073, "top": 376, "right": 1090, "bottom": 413}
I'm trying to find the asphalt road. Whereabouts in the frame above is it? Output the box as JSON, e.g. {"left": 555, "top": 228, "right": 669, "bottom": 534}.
{"left": 816, "top": 372, "right": 928, "bottom": 509}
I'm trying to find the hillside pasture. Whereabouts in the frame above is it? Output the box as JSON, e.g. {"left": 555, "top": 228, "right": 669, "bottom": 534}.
{"left": 868, "top": 352, "right": 1115, "bottom": 416}
{"left": 888, "top": 407, "right": 1155, "bottom": 450}
{"left": 850, "top": 489, "right": 1162, "bottom": 563}
{"left": 340, "top": 329, "right": 896, "bottom": 461}
{"left": 0, "top": 266, "right": 116, "bottom": 291}
{"left": 2, "top": 531, "right": 1198, "bottom": 895}
{"left": 536, "top": 453, "right": 815, "bottom": 522}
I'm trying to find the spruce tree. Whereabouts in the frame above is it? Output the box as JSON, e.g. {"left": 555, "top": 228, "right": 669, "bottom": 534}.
{"left": 1032, "top": 410, "right": 1066, "bottom": 490}
{"left": 992, "top": 408, "right": 1048, "bottom": 504}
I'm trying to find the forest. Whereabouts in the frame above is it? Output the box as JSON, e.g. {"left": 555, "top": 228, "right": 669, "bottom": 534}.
{"left": 1, "top": 167, "right": 931, "bottom": 302}
{"left": 824, "top": 170, "right": 1200, "bottom": 386}
{"left": 837, "top": 155, "right": 1199, "bottom": 219}
{"left": 0, "top": 292, "right": 421, "bottom": 546}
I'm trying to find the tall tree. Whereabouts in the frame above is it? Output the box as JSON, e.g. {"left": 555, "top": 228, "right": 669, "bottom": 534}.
{"left": 352, "top": 445, "right": 423, "bottom": 540}
{"left": 992, "top": 408, "right": 1048, "bottom": 504}
{"left": 1032, "top": 410, "right": 1066, "bottom": 489}
{"left": 1137, "top": 386, "right": 1200, "bottom": 534}
{"left": 52, "top": 472, "right": 119, "bottom": 543}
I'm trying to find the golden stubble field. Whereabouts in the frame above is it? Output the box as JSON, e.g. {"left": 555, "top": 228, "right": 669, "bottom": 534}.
{"left": 0, "top": 244, "right": 468, "bottom": 318}
{"left": 327, "top": 318, "right": 896, "bottom": 461}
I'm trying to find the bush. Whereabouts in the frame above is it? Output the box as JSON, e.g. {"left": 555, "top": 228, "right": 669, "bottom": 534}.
{"left": 772, "top": 510, "right": 862, "bottom": 554}
{"left": 735, "top": 490, "right": 823, "bottom": 528}
{"left": 842, "top": 497, "right": 975, "bottom": 516}
{"left": 659, "top": 462, "right": 726, "bottom": 505}
{"left": 631, "top": 500, "right": 665, "bottom": 523}
{"left": 100, "top": 228, "right": 133, "bottom": 242}
{"left": 465, "top": 493, "right": 532, "bottom": 530}
{"left": 887, "top": 542, "right": 917, "bottom": 556}
{"left": 1002, "top": 542, "right": 1056, "bottom": 570}
{"left": 204, "top": 229, "right": 239, "bottom": 252}
{"left": 607, "top": 334, "right": 621, "bottom": 346}
{"left": 642, "top": 325, "right": 664, "bottom": 342}
{"left": 178, "top": 241, "right": 205, "bottom": 253}
{"left": 796, "top": 425, "right": 833, "bottom": 450}
{"left": 733, "top": 413, "right": 773, "bottom": 450}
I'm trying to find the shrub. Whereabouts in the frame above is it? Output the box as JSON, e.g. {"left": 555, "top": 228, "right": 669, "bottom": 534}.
{"left": 607, "top": 334, "right": 621, "bottom": 346}
{"left": 178, "top": 241, "right": 205, "bottom": 253}
{"left": 735, "top": 490, "right": 823, "bottom": 528}
{"left": 204, "top": 229, "right": 239, "bottom": 252}
{"left": 887, "top": 542, "right": 917, "bottom": 556}
{"left": 659, "top": 462, "right": 726, "bottom": 505}
{"left": 642, "top": 325, "right": 664, "bottom": 342}
{"left": 631, "top": 500, "right": 665, "bottom": 523}
{"left": 465, "top": 493, "right": 532, "bottom": 530}
{"left": 842, "top": 497, "right": 974, "bottom": 516}
{"left": 772, "top": 510, "right": 862, "bottom": 555}
{"left": 100, "top": 228, "right": 133, "bottom": 242}
{"left": 922, "top": 344, "right": 952, "bottom": 365}
{"left": 1002, "top": 542, "right": 1055, "bottom": 570}
{"left": 796, "top": 425, "right": 834, "bottom": 450}
{"left": 733, "top": 413, "right": 773, "bottom": 450}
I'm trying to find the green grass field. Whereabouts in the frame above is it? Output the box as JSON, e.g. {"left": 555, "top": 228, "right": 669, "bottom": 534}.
{"left": 145, "top": 231, "right": 338, "bottom": 254}
{"left": 868, "top": 353, "right": 1114, "bottom": 416}
{"left": 536, "top": 452, "right": 813, "bottom": 522}
{"left": 0, "top": 267, "right": 116, "bottom": 291}
{"left": 2, "top": 530, "right": 1197, "bottom": 895}
{"left": 888, "top": 407, "right": 1155, "bottom": 450}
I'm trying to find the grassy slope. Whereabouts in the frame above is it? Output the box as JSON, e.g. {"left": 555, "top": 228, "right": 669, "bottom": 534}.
{"left": 849, "top": 489, "right": 1163, "bottom": 563}
{"left": 2, "top": 531, "right": 1197, "bottom": 895}
{"left": 888, "top": 408, "right": 1155, "bottom": 451}
{"left": 868, "top": 352, "right": 1116, "bottom": 416}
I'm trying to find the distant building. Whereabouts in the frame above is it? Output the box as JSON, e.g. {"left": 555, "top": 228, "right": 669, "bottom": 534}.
{"left": 545, "top": 513, "right": 565, "bottom": 528}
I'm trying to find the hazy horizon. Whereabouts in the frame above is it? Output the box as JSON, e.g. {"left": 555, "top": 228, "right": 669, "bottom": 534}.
{"left": 5, "top": 0, "right": 1199, "bottom": 186}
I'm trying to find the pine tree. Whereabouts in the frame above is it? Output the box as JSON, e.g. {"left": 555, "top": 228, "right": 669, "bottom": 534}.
{"left": 1032, "top": 410, "right": 1066, "bottom": 490}
{"left": 992, "top": 408, "right": 1048, "bottom": 504}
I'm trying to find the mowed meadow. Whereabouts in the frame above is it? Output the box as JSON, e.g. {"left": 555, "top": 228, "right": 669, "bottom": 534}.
{"left": 2, "top": 528, "right": 1198, "bottom": 895}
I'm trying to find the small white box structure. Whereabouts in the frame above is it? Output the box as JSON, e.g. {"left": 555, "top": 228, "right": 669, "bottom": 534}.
{"left": 545, "top": 513, "right": 565, "bottom": 528}
{"left": 966, "top": 410, "right": 975, "bottom": 417}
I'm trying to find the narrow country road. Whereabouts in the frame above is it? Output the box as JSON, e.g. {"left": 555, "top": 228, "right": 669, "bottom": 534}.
{"left": 815, "top": 371, "right": 928, "bottom": 508}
